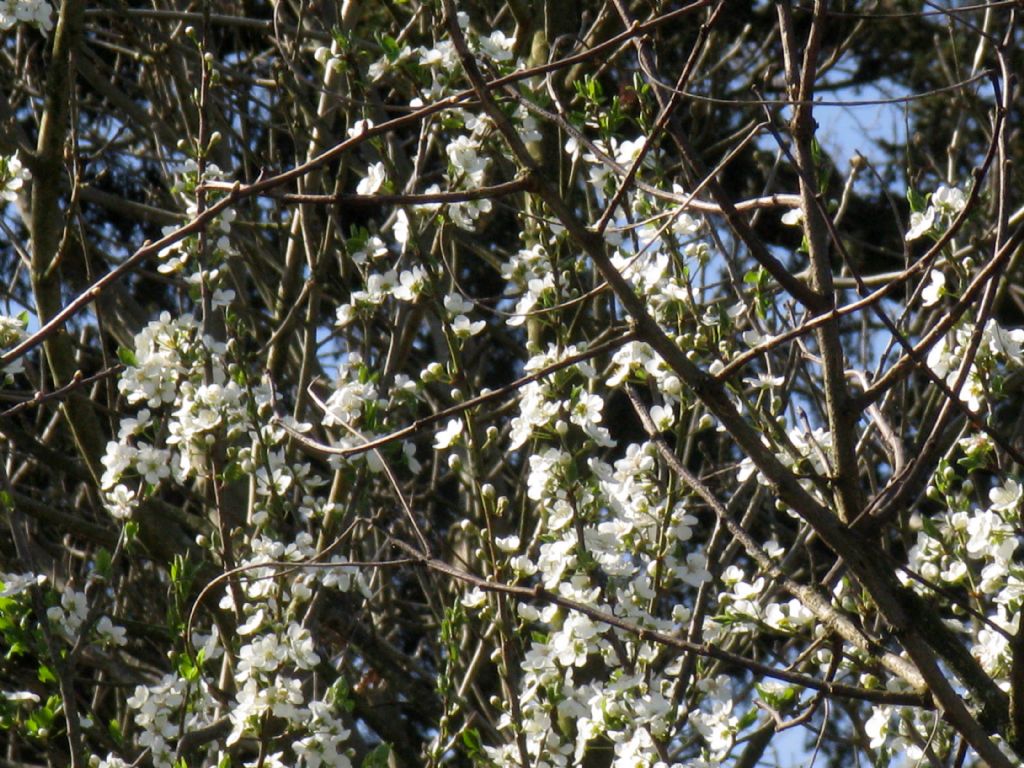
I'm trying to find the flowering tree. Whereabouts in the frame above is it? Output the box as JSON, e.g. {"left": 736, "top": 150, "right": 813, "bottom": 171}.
{"left": 1, "top": 0, "right": 1023, "bottom": 766}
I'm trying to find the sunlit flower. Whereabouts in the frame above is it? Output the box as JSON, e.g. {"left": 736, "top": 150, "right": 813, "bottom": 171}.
{"left": 865, "top": 706, "right": 892, "bottom": 749}
{"left": 905, "top": 206, "right": 935, "bottom": 241}
{"left": 356, "top": 162, "right": 386, "bottom": 195}
{"left": 434, "top": 418, "right": 463, "bottom": 449}
{"left": 780, "top": 208, "right": 803, "bottom": 226}
{"left": 989, "top": 479, "right": 1022, "bottom": 513}
{"left": 743, "top": 372, "right": 784, "bottom": 390}
{"left": 921, "top": 269, "right": 946, "bottom": 307}
{"left": 451, "top": 314, "right": 485, "bottom": 337}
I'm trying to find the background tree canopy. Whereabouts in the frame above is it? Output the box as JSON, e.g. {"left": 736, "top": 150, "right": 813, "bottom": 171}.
{"left": 1, "top": 1, "right": 1023, "bottom": 766}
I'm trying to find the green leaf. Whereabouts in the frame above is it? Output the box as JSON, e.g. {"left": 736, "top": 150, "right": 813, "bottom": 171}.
{"left": 461, "top": 728, "right": 482, "bottom": 756}
{"left": 919, "top": 515, "right": 942, "bottom": 541}
{"left": 37, "top": 664, "right": 57, "bottom": 684}
{"left": 6, "top": 641, "right": 28, "bottom": 660}
{"left": 377, "top": 34, "right": 401, "bottom": 61}
{"left": 811, "top": 138, "right": 831, "bottom": 191}
{"left": 26, "top": 695, "right": 58, "bottom": 737}
{"left": 744, "top": 268, "right": 766, "bottom": 285}
{"left": 362, "top": 744, "right": 391, "bottom": 768}
{"left": 327, "top": 676, "right": 355, "bottom": 713}
{"left": 906, "top": 187, "right": 927, "bottom": 213}
{"left": 222, "top": 461, "right": 245, "bottom": 484}
{"left": 811, "top": 137, "right": 824, "bottom": 168}
{"left": 108, "top": 717, "right": 123, "bottom": 745}
{"left": 331, "top": 28, "right": 352, "bottom": 50}
{"left": 94, "top": 548, "right": 112, "bottom": 580}
{"left": 957, "top": 451, "right": 990, "bottom": 473}
{"left": 756, "top": 682, "right": 797, "bottom": 709}
{"left": 738, "top": 706, "right": 759, "bottom": 729}
{"left": 177, "top": 649, "right": 202, "bottom": 682}
{"left": 117, "top": 346, "right": 138, "bottom": 366}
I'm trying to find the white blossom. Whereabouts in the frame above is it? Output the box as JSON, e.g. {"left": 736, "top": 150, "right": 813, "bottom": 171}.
{"left": 0, "top": 571, "right": 45, "bottom": 598}
{"left": 0, "top": 154, "right": 30, "bottom": 201}
{"left": 990, "top": 479, "right": 1022, "bottom": 513}
{"left": 921, "top": 269, "right": 946, "bottom": 307}
{"left": 865, "top": 706, "right": 892, "bottom": 749}
{"left": 434, "top": 417, "right": 463, "bottom": 449}
{"left": 356, "top": 162, "right": 386, "bottom": 195}
{"left": 905, "top": 206, "right": 935, "bottom": 241}
{"left": 780, "top": 207, "right": 803, "bottom": 226}
{"left": 0, "top": 0, "right": 52, "bottom": 31}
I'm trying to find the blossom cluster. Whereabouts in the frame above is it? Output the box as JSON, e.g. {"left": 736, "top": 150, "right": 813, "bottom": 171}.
{"left": 82, "top": 166, "right": 377, "bottom": 767}
{"left": 0, "top": 312, "right": 27, "bottom": 377}
{"left": 91, "top": 314, "right": 369, "bottom": 767}
{"left": 6, "top": 4, "right": 1021, "bottom": 767}
{"left": 904, "top": 466, "right": 1023, "bottom": 682}
{"left": 905, "top": 183, "right": 968, "bottom": 241}
{"left": 0, "top": 153, "right": 29, "bottom": 202}
{"left": 0, "top": 0, "right": 51, "bottom": 31}
{"left": 926, "top": 317, "right": 1024, "bottom": 412}
{"left": 157, "top": 160, "right": 238, "bottom": 278}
